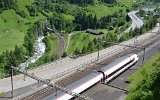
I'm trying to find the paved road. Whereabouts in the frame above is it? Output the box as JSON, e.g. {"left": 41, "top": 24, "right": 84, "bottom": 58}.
{"left": 125, "top": 10, "right": 143, "bottom": 33}
{"left": 81, "top": 35, "right": 160, "bottom": 100}
{"left": 125, "top": 8, "right": 155, "bottom": 33}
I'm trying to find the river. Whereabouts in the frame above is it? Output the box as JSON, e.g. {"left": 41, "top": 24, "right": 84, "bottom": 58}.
{"left": 18, "top": 36, "right": 46, "bottom": 71}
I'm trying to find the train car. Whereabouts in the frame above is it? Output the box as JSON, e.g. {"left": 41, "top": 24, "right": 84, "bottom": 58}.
{"left": 44, "top": 72, "right": 102, "bottom": 100}
{"left": 43, "top": 54, "right": 139, "bottom": 100}
{"left": 100, "top": 54, "right": 138, "bottom": 83}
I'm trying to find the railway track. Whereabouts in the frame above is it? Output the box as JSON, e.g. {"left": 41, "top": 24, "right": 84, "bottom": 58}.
{"left": 54, "top": 32, "right": 66, "bottom": 56}
{"left": 20, "top": 33, "right": 160, "bottom": 100}
{"left": 45, "top": 27, "right": 66, "bottom": 56}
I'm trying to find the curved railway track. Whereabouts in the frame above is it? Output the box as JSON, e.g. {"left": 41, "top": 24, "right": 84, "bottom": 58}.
{"left": 45, "top": 27, "right": 66, "bottom": 56}
{"left": 54, "top": 32, "right": 66, "bottom": 56}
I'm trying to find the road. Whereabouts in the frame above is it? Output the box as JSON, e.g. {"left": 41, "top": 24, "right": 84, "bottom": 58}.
{"left": 124, "top": 7, "right": 155, "bottom": 33}
{"left": 65, "top": 32, "right": 75, "bottom": 51}
{"left": 125, "top": 10, "right": 143, "bottom": 33}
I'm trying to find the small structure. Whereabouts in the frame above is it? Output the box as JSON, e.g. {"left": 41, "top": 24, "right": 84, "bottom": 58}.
{"left": 61, "top": 30, "right": 65, "bottom": 34}
{"left": 153, "top": 14, "right": 160, "bottom": 18}
{"left": 86, "top": 29, "right": 104, "bottom": 35}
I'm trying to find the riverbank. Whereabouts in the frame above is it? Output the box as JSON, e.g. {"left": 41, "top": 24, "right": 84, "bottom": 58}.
{"left": 18, "top": 36, "right": 46, "bottom": 71}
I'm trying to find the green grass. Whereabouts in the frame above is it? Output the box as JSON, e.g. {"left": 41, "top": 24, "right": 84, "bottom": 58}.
{"left": 117, "top": 0, "right": 145, "bottom": 8}
{"left": 87, "top": 0, "right": 145, "bottom": 18}
{"left": 16, "top": 0, "right": 35, "bottom": 17}
{"left": 66, "top": 29, "right": 117, "bottom": 55}
{"left": 0, "top": 10, "right": 26, "bottom": 54}
{"left": 0, "top": 9, "right": 27, "bottom": 29}
{"left": 117, "top": 0, "right": 134, "bottom": 8}
{"left": 63, "top": 34, "right": 69, "bottom": 43}
{"left": 0, "top": 7, "right": 46, "bottom": 54}
{"left": 0, "top": 29, "right": 24, "bottom": 54}
{"left": 87, "top": 4, "right": 125, "bottom": 18}
{"left": 67, "top": 31, "right": 96, "bottom": 55}
{"left": 158, "top": 18, "right": 160, "bottom": 22}
{"left": 126, "top": 53, "right": 160, "bottom": 100}
{"left": 0, "top": 92, "right": 5, "bottom": 96}
{"left": 46, "top": 34, "right": 59, "bottom": 56}
{"left": 86, "top": 0, "right": 141, "bottom": 18}
{"left": 62, "top": 34, "right": 69, "bottom": 52}
{"left": 62, "top": 14, "right": 75, "bottom": 20}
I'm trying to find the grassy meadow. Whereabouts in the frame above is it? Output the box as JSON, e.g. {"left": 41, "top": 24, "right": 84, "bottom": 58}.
{"left": 0, "top": 10, "right": 25, "bottom": 54}
{"left": 67, "top": 31, "right": 97, "bottom": 55}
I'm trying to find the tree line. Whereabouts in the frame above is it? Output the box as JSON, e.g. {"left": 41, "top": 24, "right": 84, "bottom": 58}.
{"left": 145, "top": 0, "right": 160, "bottom": 2}
{"left": 54, "top": 0, "right": 116, "bottom": 5}
{"left": 0, "top": 0, "right": 16, "bottom": 13}
{"left": 47, "top": 9, "right": 128, "bottom": 33}
{"left": 48, "top": 12, "right": 74, "bottom": 33}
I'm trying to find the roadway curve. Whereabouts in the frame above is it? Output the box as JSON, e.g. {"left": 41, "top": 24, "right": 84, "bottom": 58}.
{"left": 125, "top": 7, "right": 156, "bottom": 33}
{"left": 125, "top": 10, "right": 144, "bottom": 33}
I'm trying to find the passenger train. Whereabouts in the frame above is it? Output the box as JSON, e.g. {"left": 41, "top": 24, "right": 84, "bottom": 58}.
{"left": 44, "top": 54, "right": 139, "bottom": 100}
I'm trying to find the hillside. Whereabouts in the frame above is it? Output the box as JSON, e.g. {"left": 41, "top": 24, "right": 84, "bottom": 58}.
{"left": 0, "top": 0, "right": 146, "bottom": 54}
{"left": 0, "top": 0, "right": 47, "bottom": 54}
{"left": 1, "top": 0, "right": 157, "bottom": 78}
{"left": 0, "top": 10, "right": 25, "bottom": 54}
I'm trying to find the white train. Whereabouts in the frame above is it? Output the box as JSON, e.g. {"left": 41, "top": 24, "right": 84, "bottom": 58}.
{"left": 44, "top": 54, "right": 139, "bottom": 100}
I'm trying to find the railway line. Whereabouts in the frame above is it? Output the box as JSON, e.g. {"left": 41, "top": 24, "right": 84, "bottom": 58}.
{"left": 45, "top": 27, "right": 66, "bottom": 56}
{"left": 54, "top": 32, "right": 66, "bottom": 56}
{"left": 20, "top": 32, "right": 160, "bottom": 100}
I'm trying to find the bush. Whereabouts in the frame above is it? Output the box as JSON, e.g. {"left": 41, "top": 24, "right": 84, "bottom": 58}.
{"left": 16, "top": 10, "right": 27, "bottom": 18}
{"left": 62, "top": 52, "right": 67, "bottom": 57}
{"left": 51, "top": 54, "right": 59, "bottom": 61}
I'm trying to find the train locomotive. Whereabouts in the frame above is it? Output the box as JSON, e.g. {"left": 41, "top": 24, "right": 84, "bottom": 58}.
{"left": 44, "top": 54, "right": 139, "bottom": 100}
